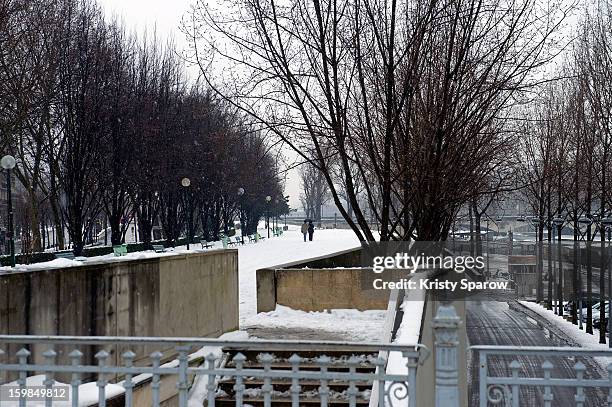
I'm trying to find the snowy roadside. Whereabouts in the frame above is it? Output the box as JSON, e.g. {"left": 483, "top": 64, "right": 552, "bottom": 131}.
{"left": 0, "top": 241, "right": 202, "bottom": 273}
{"left": 518, "top": 300, "right": 612, "bottom": 368}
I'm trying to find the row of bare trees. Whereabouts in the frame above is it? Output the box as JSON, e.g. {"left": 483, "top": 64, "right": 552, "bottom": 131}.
{"left": 516, "top": 1, "right": 612, "bottom": 342}
{"left": 186, "top": 0, "right": 569, "bottom": 242}
{"left": 0, "top": 0, "right": 285, "bottom": 255}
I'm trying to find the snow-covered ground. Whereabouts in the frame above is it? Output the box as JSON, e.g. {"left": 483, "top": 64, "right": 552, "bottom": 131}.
{"left": 236, "top": 225, "right": 390, "bottom": 342}
{"left": 243, "top": 305, "right": 385, "bottom": 342}
{"left": 235, "top": 225, "right": 361, "bottom": 322}
{"left": 519, "top": 300, "right": 612, "bottom": 368}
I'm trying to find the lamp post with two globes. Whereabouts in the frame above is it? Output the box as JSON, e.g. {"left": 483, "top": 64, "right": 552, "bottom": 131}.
{"left": 601, "top": 216, "right": 612, "bottom": 347}
{"left": 577, "top": 216, "right": 593, "bottom": 331}
{"left": 1, "top": 155, "right": 16, "bottom": 267}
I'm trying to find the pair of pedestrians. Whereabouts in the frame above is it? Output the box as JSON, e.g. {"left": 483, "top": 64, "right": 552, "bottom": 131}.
{"left": 301, "top": 220, "right": 314, "bottom": 241}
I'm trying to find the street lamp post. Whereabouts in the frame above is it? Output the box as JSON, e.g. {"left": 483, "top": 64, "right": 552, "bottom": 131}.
{"left": 601, "top": 216, "right": 612, "bottom": 347}
{"left": 1, "top": 155, "right": 16, "bottom": 267}
{"left": 553, "top": 217, "right": 564, "bottom": 316}
{"left": 577, "top": 216, "right": 593, "bottom": 330}
{"left": 599, "top": 216, "right": 612, "bottom": 348}
{"left": 237, "top": 188, "right": 245, "bottom": 244}
{"left": 266, "top": 195, "right": 271, "bottom": 238}
{"left": 319, "top": 202, "right": 323, "bottom": 228}
{"left": 181, "top": 177, "right": 192, "bottom": 250}
{"left": 485, "top": 217, "right": 490, "bottom": 278}
{"left": 274, "top": 198, "right": 279, "bottom": 232}
{"left": 530, "top": 216, "right": 544, "bottom": 304}
{"left": 284, "top": 196, "right": 289, "bottom": 228}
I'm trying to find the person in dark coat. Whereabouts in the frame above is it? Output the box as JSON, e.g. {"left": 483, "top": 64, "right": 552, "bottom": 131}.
{"left": 307, "top": 221, "right": 314, "bottom": 241}
{"left": 301, "top": 220, "right": 308, "bottom": 242}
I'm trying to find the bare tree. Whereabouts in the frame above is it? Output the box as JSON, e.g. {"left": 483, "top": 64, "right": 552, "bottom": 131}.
{"left": 55, "top": 0, "right": 109, "bottom": 255}
{"left": 186, "top": 0, "right": 569, "bottom": 242}
{"left": 299, "top": 163, "right": 329, "bottom": 221}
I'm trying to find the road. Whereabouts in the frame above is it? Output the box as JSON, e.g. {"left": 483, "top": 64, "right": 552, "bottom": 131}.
{"left": 467, "top": 300, "right": 607, "bottom": 407}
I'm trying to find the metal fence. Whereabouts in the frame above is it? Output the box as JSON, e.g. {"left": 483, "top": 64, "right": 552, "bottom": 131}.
{"left": 0, "top": 335, "right": 429, "bottom": 407}
{"left": 473, "top": 345, "right": 612, "bottom": 407}
{"left": 5, "top": 305, "right": 611, "bottom": 406}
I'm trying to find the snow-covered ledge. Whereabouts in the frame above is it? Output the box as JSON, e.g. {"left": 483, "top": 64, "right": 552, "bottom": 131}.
{"left": 384, "top": 286, "right": 426, "bottom": 407}
{"left": 518, "top": 300, "right": 612, "bottom": 369}
{"left": 366, "top": 284, "right": 426, "bottom": 407}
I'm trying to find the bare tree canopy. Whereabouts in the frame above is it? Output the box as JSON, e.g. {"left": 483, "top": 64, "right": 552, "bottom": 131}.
{"left": 0, "top": 0, "right": 287, "bottom": 255}
{"left": 185, "top": 0, "right": 570, "bottom": 241}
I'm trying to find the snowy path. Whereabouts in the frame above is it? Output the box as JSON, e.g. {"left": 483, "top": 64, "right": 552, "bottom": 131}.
{"left": 235, "top": 227, "right": 386, "bottom": 342}
{"left": 238, "top": 226, "right": 384, "bottom": 341}
{"left": 236, "top": 226, "right": 361, "bottom": 322}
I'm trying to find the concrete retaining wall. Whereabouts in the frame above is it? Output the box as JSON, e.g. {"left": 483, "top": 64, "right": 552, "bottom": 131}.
{"left": 258, "top": 267, "right": 394, "bottom": 312}
{"left": 256, "top": 247, "right": 374, "bottom": 312}
{"left": 0, "top": 250, "right": 238, "bottom": 381}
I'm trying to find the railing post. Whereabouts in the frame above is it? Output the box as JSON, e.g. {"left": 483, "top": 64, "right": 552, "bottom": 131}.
{"left": 432, "top": 304, "right": 461, "bottom": 407}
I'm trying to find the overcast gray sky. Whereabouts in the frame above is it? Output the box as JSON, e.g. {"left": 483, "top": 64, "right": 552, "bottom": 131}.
{"left": 97, "top": 0, "right": 305, "bottom": 210}
{"left": 98, "top": 0, "right": 190, "bottom": 46}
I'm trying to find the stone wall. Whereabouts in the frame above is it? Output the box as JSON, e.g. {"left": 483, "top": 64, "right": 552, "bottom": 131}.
{"left": 0, "top": 250, "right": 238, "bottom": 381}
{"left": 256, "top": 247, "right": 368, "bottom": 312}
{"left": 258, "top": 267, "right": 391, "bottom": 312}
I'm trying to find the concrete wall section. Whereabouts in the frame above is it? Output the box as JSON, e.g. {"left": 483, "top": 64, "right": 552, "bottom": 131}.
{"left": 256, "top": 268, "right": 276, "bottom": 313}
{"left": 256, "top": 247, "right": 370, "bottom": 313}
{"left": 0, "top": 250, "right": 238, "bottom": 382}
{"left": 273, "top": 268, "right": 390, "bottom": 311}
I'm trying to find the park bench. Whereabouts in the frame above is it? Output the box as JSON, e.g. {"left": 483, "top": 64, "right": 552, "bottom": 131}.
{"left": 247, "top": 234, "right": 257, "bottom": 243}
{"left": 256, "top": 233, "right": 265, "bottom": 241}
{"left": 191, "top": 237, "right": 213, "bottom": 249}
{"left": 152, "top": 244, "right": 165, "bottom": 253}
{"left": 55, "top": 251, "right": 75, "bottom": 260}
{"left": 113, "top": 244, "right": 128, "bottom": 257}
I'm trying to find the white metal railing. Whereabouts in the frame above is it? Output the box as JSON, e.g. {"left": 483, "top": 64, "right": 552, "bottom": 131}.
{"left": 369, "top": 289, "right": 403, "bottom": 407}
{"left": 473, "top": 345, "right": 612, "bottom": 407}
{"left": 0, "top": 335, "right": 428, "bottom": 407}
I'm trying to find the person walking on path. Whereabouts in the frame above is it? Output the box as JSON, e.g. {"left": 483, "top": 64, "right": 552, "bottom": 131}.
{"left": 301, "top": 220, "right": 308, "bottom": 242}
{"left": 308, "top": 221, "right": 314, "bottom": 241}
